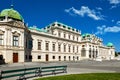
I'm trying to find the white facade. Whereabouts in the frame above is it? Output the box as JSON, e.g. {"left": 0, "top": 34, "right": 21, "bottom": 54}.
{"left": 0, "top": 8, "right": 115, "bottom": 63}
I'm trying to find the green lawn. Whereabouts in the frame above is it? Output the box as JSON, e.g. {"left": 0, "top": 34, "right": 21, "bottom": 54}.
{"left": 35, "top": 73, "right": 120, "bottom": 80}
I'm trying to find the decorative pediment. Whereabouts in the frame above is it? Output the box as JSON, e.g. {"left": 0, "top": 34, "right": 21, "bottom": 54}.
{"left": 12, "top": 21, "right": 25, "bottom": 28}
{"left": 0, "top": 29, "right": 5, "bottom": 34}
{"left": 12, "top": 31, "right": 20, "bottom": 36}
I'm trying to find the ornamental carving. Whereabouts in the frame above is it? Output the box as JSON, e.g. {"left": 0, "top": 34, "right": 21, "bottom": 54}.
{"left": 13, "top": 21, "right": 24, "bottom": 28}
{"left": 0, "top": 29, "right": 5, "bottom": 34}
{"left": 12, "top": 31, "right": 20, "bottom": 36}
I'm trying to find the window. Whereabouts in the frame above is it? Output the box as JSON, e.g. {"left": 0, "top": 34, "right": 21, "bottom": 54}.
{"left": 0, "top": 34, "right": 3, "bottom": 45}
{"left": 52, "top": 43, "right": 55, "bottom": 51}
{"left": 69, "top": 56, "right": 71, "bottom": 61}
{"left": 77, "top": 37, "right": 78, "bottom": 41}
{"left": 68, "top": 45, "right": 71, "bottom": 52}
{"left": 13, "top": 36, "right": 19, "bottom": 46}
{"left": 82, "top": 45, "right": 85, "bottom": 47}
{"left": 64, "top": 33, "right": 66, "bottom": 38}
{"left": 77, "top": 56, "right": 79, "bottom": 60}
{"left": 64, "top": 44, "right": 66, "bottom": 52}
{"left": 68, "top": 34, "right": 70, "bottom": 39}
{"left": 46, "top": 42, "right": 49, "bottom": 51}
{"left": 38, "top": 55, "right": 41, "bottom": 59}
{"left": 58, "top": 44, "right": 61, "bottom": 52}
{"left": 59, "top": 56, "right": 61, "bottom": 61}
{"left": 89, "top": 45, "right": 91, "bottom": 47}
{"left": 73, "top": 46, "right": 75, "bottom": 53}
{"left": 53, "top": 56, "right": 55, "bottom": 59}
{"left": 77, "top": 46, "right": 78, "bottom": 53}
{"left": 28, "top": 40, "right": 32, "bottom": 49}
{"left": 38, "top": 42, "right": 41, "bottom": 50}
{"left": 73, "top": 35, "right": 74, "bottom": 40}
{"left": 29, "top": 55, "right": 32, "bottom": 59}
{"left": 58, "top": 31, "right": 61, "bottom": 37}
{"left": 64, "top": 56, "right": 66, "bottom": 61}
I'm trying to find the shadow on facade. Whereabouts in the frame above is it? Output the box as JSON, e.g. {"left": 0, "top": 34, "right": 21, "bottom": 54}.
{"left": 0, "top": 55, "right": 5, "bottom": 65}
{"left": 25, "top": 28, "right": 33, "bottom": 62}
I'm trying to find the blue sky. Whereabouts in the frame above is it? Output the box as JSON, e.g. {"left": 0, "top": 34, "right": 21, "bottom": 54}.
{"left": 0, "top": 0, "right": 120, "bottom": 52}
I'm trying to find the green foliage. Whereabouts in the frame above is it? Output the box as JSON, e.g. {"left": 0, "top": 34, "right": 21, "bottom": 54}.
{"left": 35, "top": 73, "right": 120, "bottom": 80}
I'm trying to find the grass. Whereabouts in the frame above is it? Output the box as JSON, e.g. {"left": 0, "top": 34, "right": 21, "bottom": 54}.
{"left": 35, "top": 73, "right": 120, "bottom": 80}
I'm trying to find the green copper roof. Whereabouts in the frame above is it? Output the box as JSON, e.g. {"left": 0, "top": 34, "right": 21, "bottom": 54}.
{"left": 55, "top": 22, "right": 76, "bottom": 31}
{"left": 29, "top": 27, "right": 48, "bottom": 33}
{"left": 82, "top": 33, "right": 91, "bottom": 38}
{"left": 107, "top": 42, "right": 114, "bottom": 47}
{"left": 0, "top": 8, "right": 23, "bottom": 21}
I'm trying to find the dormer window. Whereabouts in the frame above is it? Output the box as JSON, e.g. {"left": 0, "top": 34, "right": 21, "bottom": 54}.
{"left": 52, "top": 23, "right": 55, "bottom": 26}
{"left": 63, "top": 25, "right": 66, "bottom": 28}
{"left": 57, "top": 24, "right": 61, "bottom": 26}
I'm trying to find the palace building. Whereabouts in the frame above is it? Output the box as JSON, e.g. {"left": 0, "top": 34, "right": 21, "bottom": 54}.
{"left": 0, "top": 6, "right": 115, "bottom": 63}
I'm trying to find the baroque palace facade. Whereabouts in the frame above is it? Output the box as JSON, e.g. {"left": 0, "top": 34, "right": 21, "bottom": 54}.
{"left": 0, "top": 7, "right": 115, "bottom": 63}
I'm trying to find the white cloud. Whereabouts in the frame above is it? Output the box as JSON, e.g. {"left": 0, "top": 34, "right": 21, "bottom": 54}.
{"left": 111, "top": 5, "right": 117, "bottom": 9}
{"left": 95, "top": 25, "right": 120, "bottom": 35}
{"left": 65, "top": 6, "right": 104, "bottom": 20}
{"left": 109, "top": 0, "right": 120, "bottom": 4}
{"left": 96, "top": 7, "right": 103, "bottom": 10}
{"left": 95, "top": 25, "right": 106, "bottom": 35}
{"left": 104, "top": 26, "right": 120, "bottom": 32}
{"left": 117, "top": 21, "right": 120, "bottom": 25}
{"left": 108, "top": 0, "right": 120, "bottom": 9}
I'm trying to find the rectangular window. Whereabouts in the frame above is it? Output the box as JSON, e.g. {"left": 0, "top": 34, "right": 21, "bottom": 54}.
{"left": 28, "top": 40, "right": 32, "bottom": 49}
{"left": 29, "top": 55, "right": 32, "bottom": 59}
{"left": 64, "top": 33, "right": 66, "bottom": 38}
{"left": 68, "top": 45, "right": 71, "bottom": 52}
{"left": 38, "top": 42, "right": 41, "bottom": 50}
{"left": 73, "top": 35, "right": 74, "bottom": 40}
{"left": 73, "top": 46, "right": 75, "bottom": 53}
{"left": 77, "top": 46, "right": 78, "bottom": 53}
{"left": 52, "top": 43, "right": 55, "bottom": 51}
{"left": 13, "top": 36, "right": 19, "bottom": 46}
{"left": 0, "top": 34, "right": 3, "bottom": 45}
{"left": 77, "top": 37, "right": 78, "bottom": 41}
{"left": 53, "top": 56, "right": 55, "bottom": 59}
{"left": 38, "top": 55, "right": 41, "bottom": 59}
{"left": 58, "top": 31, "right": 61, "bottom": 37}
{"left": 68, "top": 34, "right": 70, "bottom": 39}
{"left": 58, "top": 44, "right": 61, "bottom": 52}
{"left": 46, "top": 42, "right": 49, "bottom": 51}
{"left": 64, "top": 44, "right": 66, "bottom": 52}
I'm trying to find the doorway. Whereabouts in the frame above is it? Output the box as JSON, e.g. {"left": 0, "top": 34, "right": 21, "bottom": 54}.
{"left": 13, "top": 53, "right": 18, "bottom": 63}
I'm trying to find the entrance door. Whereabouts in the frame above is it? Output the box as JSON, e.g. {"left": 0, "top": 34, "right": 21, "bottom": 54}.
{"left": 46, "top": 54, "right": 49, "bottom": 61}
{"left": 13, "top": 53, "right": 18, "bottom": 63}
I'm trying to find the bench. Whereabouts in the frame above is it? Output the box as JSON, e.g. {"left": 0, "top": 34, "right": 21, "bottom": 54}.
{"left": 39, "top": 65, "right": 67, "bottom": 76}
{"left": 0, "top": 65, "right": 67, "bottom": 80}
{"left": 0, "top": 67, "right": 40, "bottom": 80}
